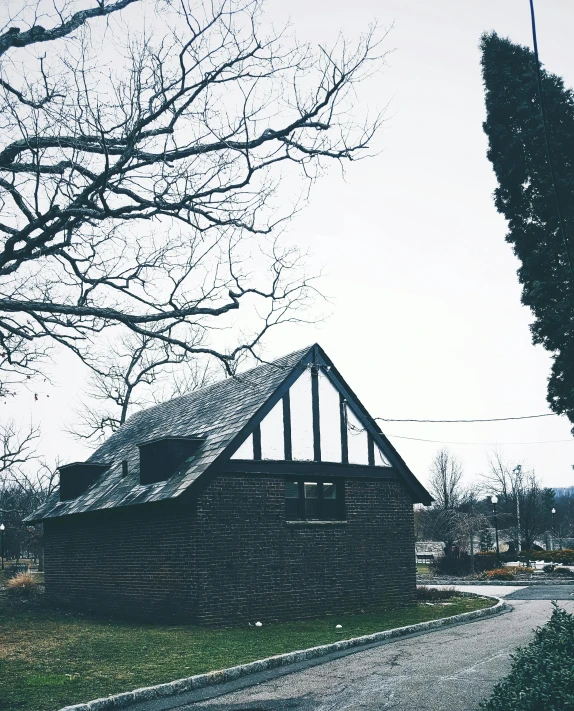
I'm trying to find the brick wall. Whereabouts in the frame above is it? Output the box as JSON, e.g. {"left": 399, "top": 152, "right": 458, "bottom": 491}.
{"left": 44, "top": 475, "right": 416, "bottom": 625}
{"left": 43, "top": 504, "right": 198, "bottom": 621}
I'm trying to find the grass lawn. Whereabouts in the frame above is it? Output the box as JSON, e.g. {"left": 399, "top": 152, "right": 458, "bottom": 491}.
{"left": 0, "top": 594, "right": 494, "bottom": 711}
{"left": 416, "top": 563, "right": 432, "bottom": 575}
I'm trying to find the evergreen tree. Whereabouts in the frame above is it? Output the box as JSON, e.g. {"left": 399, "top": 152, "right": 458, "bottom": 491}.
{"left": 480, "top": 527, "right": 494, "bottom": 553}
{"left": 481, "top": 33, "right": 574, "bottom": 428}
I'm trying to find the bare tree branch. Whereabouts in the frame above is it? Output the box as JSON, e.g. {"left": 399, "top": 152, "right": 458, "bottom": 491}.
{"left": 68, "top": 332, "right": 217, "bottom": 443}
{"left": 0, "top": 420, "right": 39, "bottom": 474}
{"left": 0, "top": 0, "right": 385, "bottom": 392}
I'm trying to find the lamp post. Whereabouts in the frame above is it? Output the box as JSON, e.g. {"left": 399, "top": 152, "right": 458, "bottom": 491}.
{"left": 491, "top": 496, "right": 501, "bottom": 567}
{"left": 551, "top": 507, "right": 556, "bottom": 551}
{"left": 0, "top": 523, "right": 5, "bottom": 571}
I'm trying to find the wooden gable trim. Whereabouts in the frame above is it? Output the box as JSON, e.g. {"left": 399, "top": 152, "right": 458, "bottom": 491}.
{"left": 220, "top": 459, "right": 398, "bottom": 480}
{"left": 311, "top": 364, "right": 321, "bottom": 462}
{"left": 282, "top": 392, "right": 292, "bottom": 461}
{"left": 312, "top": 344, "right": 433, "bottom": 505}
{"left": 339, "top": 391, "right": 349, "bottom": 464}
{"left": 204, "top": 343, "right": 432, "bottom": 505}
{"left": 209, "top": 346, "right": 314, "bottom": 471}
{"left": 253, "top": 424, "right": 262, "bottom": 460}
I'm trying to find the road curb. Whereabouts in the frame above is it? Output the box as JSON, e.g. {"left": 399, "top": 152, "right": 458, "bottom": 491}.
{"left": 57, "top": 596, "right": 508, "bottom": 711}
{"left": 419, "top": 578, "right": 574, "bottom": 586}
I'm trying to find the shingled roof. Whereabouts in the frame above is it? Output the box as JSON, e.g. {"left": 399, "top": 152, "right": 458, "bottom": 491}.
{"left": 28, "top": 343, "right": 431, "bottom": 523}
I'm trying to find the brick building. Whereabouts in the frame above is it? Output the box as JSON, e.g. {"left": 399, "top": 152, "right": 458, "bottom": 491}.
{"left": 28, "top": 344, "right": 432, "bottom": 625}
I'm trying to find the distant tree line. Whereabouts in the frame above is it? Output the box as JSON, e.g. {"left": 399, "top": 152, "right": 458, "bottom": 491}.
{"left": 415, "top": 448, "right": 568, "bottom": 565}
{"left": 0, "top": 423, "right": 57, "bottom": 568}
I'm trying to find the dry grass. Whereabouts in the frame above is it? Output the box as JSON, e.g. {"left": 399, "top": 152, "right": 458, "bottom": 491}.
{"left": 417, "top": 585, "right": 458, "bottom": 601}
{"left": 6, "top": 573, "right": 38, "bottom": 595}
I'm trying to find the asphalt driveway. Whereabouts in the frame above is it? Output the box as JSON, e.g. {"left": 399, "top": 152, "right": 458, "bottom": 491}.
{"left": 134, "top": 591, "right": 574, "bottom": 711}
{"left": 504, "top": 584, "right": 574, "bottom": 600}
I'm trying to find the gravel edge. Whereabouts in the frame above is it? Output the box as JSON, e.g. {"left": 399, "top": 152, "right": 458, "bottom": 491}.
{"left": 57, "top": 596, "right": 508, "bottom": 711}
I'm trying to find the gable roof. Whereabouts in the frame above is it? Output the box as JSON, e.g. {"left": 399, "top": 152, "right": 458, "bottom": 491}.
{"left": 28, "top": 344, "right": 431, "bottom": 522}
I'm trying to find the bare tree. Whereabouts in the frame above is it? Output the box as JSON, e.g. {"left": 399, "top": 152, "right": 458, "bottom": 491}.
{"left": 0, "top": 421, "right": 39, "bottom": 474}
{"left": 482, "top": 451, "right": 553, "bottom": 553}
{"left": 0, "top": 459, "right": 58, "bottom": 568}
{"left": 0, "top": 0, "right": 386, "bottom": 393}
{"left": 451, "top": 489, "right": 490, "bottom": 573}
{"left": 427, "top": 448, "right": 464, "bottom": 511}
{"left": 68, "top": 333, "right": 217, "bottom": 443}
{"left": 0, "top": 421, "right": 54, "bottom": 568}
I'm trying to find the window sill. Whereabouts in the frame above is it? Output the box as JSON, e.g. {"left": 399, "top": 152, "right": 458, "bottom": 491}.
{"left": 285, "top": 520, "right": 348, "bottom": 526}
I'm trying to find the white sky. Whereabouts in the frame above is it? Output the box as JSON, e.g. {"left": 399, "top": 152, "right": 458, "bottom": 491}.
{"left": 6, "top": 0, "right": 574, "bottom": 491}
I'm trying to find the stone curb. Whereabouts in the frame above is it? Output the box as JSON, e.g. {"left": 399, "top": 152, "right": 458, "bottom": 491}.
{"left": 419, "top": 578, "right": 574, "bottom": 586}
{"left": 57, "top": 596, "right": 508, "bottom": 711}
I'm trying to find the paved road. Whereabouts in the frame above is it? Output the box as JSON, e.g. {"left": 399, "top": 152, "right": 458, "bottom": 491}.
{"left": 137, "top": 591, "right": 574, "bottom": 711}
{"left": 505, "top": 584, "right": 574, "bottom": 600}
{"left": 429, "top": 585, "right": 527, "bottom": 597}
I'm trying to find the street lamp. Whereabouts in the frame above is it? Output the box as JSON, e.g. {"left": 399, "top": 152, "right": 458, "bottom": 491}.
{"left": 551, "top": 508, "right": 557, "bottom": 551}
{"left": 491, "top": 496, "right": 501, "bottom": 567}
{"left": 0, "top": 523, "right": 5, "bottom": 571}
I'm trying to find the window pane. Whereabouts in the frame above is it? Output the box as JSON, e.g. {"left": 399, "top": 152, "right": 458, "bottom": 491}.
{"left": 230, "top": 433, "right": 253, "bottom": 459}
{"left": 304, "top": 482, "right": 318, "bottom": 498}
{"left": 318, "top": 372, "right": 342, "bottom": 462}
{"left": 375, "top": 444, "right": 391, "bottom": 467}
{"left": 323, "top": 483, "right": 336, "bottom": 499}
{"left": 322, "top": 498, "right": 337, "bottom": 520}
{"left": 260, "top": 400, "right": 284, "bottom": 460}
{"left": 285, "top": 480, "right": 299, "bottom": 498}
{"left": 305, "top": 498, "right": 319, "bottom": 519}
{"left": 290, "top": 369, "right": 314, "bottom": 461}
{"left": 347, "top": 407, "right": 369, "bottom": 465}
{"left": 286, "top": 498, "right": 300, "bottom": 520}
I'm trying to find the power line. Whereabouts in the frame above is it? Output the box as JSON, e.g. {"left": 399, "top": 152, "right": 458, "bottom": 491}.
{"left": 386, "top": 433, "right": 574, "bottom": 446}
{"left": 375, "top": 414, "right": 556, "bottom": 423}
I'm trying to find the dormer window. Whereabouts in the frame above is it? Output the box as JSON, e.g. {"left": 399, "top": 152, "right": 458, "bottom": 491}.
{"left": 59, "top": 463, "right": 110, "bottom": 501}
{"left": 138, "top": 436, "right": 204, "bottom": 485}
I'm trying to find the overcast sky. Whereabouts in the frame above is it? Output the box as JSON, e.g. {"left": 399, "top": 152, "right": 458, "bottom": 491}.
{"left": 7, "top": 0, "right": 574, "bottom": 491}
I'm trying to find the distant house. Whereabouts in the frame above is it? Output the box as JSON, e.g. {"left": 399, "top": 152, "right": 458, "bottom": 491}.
{"left": 415, "top": 541, "right": 445, "bottom": 564}
{"left": 28, "top": 344, "right": 432, "bottom": 625}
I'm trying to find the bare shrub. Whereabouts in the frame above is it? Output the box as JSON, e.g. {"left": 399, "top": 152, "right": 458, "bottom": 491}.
{"left": 6, "top": 572, "right": 38, "bottom": 595}
{"left": 417, "top": 586, "right": 458, "bottom": 601}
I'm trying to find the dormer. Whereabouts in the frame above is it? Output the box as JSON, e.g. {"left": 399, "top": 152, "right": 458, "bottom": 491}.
{"left": 138, "top": 436, "right": 205, "bottom": 485}
{"left": 59, "top": 462, "right": 111, "bottom": 501}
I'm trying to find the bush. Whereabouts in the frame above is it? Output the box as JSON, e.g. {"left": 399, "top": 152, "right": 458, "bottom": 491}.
{"left": 6, "top": 572, "right": 38, "bottom": 596}
{"left": 431, "top": 556, "right": 471, "bottom": 576}
{"left": 431, "top": 552, "right": 515, "bottom": 577}
{"left": 543, "top": 564, "right": 556, "bottom": 573}
{"left": 554, "top": 567, "right": 574, "bottom": 578}
{"left": 417, "top": 586, "right": 457, "bottom": 601}
{"left": 481, "top": 568, "right": 515, "bottom": 580}
{"left": 480, "top": 604, "right": 574, "bottom": 711}
{"left": 474, "top": 553, "right": 509, "bottom": 573}
{"left": 522, "top": 549, "right": 574, "bottom": 565}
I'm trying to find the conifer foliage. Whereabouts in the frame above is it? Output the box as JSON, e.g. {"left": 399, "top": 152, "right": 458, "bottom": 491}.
{"left": 481, "top": 32, "right": 574, "bottom": 429}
